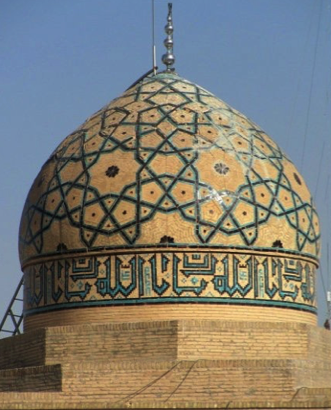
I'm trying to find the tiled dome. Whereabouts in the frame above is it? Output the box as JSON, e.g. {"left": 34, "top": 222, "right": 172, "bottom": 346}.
{"left": 19, "top": 72, "right": 320, "bottom": 327}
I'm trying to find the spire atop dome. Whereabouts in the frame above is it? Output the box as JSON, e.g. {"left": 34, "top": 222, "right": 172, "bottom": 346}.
{"left": 162, "top": 3, "right": 175, "bottom": 71}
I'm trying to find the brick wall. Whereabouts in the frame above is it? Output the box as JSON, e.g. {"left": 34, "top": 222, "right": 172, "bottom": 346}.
{"left": 0, "top": 360, "right": 330, "bottom": 407}
{"left": 308, "top": 326, "right": 331, "bottom": 361}
{"left": 0, "top": 365, "right": 61, "bottom": 392}
{"left": 0, "top": 319, "right": 330, "bottom": 408}
{"left": 24, "top": 304, "right": 317, "bottom": 332}
{"left": 43, "top": 320, "right": 331, "bottom": 364}
{"left": 1, "top": 359, "right": 325, "bottom": 403}
{"left": 1, "top": 320, "right": 330, "bottom": 370}
{"left": 177, "top": 321, "right": 310, "bottom": 361}
{"left": 44, "top": 321, "right": 178, "bottom": 364}
{"left": 292, "top": 360, "right": 331, "bottom": 388}
{"left": 0, "top": 329, "right": 45, "bottom": 370}
{"left": 58, "top": 359, "right": 297, "bottom": 402}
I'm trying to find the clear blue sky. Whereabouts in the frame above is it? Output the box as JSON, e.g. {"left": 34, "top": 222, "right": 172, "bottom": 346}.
{"left": 0, "top": 0, "right": 330, "bottom": 327}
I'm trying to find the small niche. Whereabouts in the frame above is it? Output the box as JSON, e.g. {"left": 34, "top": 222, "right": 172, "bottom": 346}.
{"left": 160, "top": 235, "right": 175, "bottom": 244}
{"left": 272, "top": 240, "right": 283, "bottom": 248}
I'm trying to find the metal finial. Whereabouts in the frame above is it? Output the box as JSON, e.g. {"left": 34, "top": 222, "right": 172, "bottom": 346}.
{"left": 162, "top": 3, "right": 175, "bottom": 71}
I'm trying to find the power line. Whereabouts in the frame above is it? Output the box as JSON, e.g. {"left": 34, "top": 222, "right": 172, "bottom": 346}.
{"left": 313, "top": 141, "right": 325, "bottom": 198}
{"left": 300, "top": 0, "right": 323, "bottom": 170}
{"left": 152, "top": 0, "right": 157, "bottom": 74}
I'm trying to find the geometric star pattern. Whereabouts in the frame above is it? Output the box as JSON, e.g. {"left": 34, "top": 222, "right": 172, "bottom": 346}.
{"left": 19, "top": 72, "right": 320, "bottom": 267}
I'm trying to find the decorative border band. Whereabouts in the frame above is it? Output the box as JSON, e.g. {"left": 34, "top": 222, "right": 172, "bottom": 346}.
{"left": 24, "top": 249, "right": 316, "bottom": 316}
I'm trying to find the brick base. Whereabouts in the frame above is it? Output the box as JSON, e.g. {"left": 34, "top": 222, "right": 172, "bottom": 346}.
{"left": 0, "top": 320, "right": 330, "bottom": 409}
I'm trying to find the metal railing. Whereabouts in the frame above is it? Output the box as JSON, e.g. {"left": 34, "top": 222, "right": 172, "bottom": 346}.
{"left": 0, "top": 276, "right": 24, "bottom": 338}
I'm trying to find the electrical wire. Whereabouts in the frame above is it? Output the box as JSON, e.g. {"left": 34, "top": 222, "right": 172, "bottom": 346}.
{"left": 152, "top": 0, "right": 157, "bottom": 74}
{"left": 313, "top": 141, "right": 325, "bottom": 198}
{"left": 300, "top": 0, "right": 323, "bottom": 170}
{"left": 319, "top": 265, "right": 328, "bottom": 305}
{"left": 285, "top": 5, "right": 314, "bottom": 153}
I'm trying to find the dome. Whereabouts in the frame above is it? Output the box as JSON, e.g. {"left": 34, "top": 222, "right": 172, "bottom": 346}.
{"left": 19, "top": 72, "right": 320, "bottom": 330}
